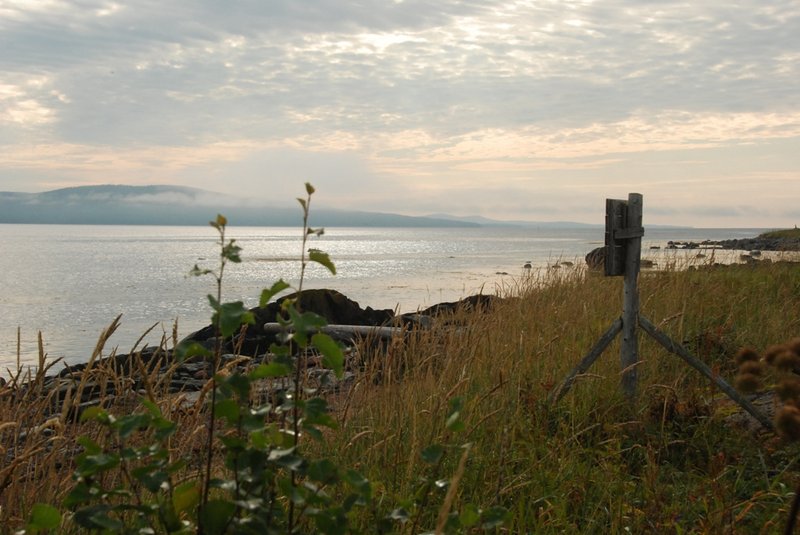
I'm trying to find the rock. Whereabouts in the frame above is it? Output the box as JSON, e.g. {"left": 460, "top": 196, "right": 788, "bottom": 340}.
{"left": 182, "top": 289, "right": 395, "bottom": 356}
{"left": 585, "top": 246, "right": 605, "bottom": 270}
{"left": 411, "top": 294, "right": 501, "bottom": 317}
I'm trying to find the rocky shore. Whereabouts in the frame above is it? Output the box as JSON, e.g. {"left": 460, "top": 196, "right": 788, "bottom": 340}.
{"left": 663, "top": 237, "right": 800, "bottom": 252}
{"left": 12, "top": 290, "right": 501, "bottom": 418}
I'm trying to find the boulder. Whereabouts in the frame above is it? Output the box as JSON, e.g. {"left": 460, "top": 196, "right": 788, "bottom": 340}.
{"left": 182, "top": 289, "right": 395, "bottom": 356}
{"left": 585, "top": 246, "right": 606, "bottom": 270}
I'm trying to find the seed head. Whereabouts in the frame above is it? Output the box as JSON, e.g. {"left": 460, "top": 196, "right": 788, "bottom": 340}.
{"left": 734, "top": 347, "right": 760, "bottom": 366}
{"left": 776, "top": 379, "right": 800, "bottom": 403}
{"left": 735, "top": 373, "right": 760, "bottom": 393}
{"left": 738, "top": 360, "right": 763, "bottom": 376}
{"left": 776, "top": 405, "right": 800, "bottom": 442}
{"left": 774, "top": 350, "right": 800, "bottom": 372}
{"left": 764, "top": 344, "right": 788, "bottom": 365}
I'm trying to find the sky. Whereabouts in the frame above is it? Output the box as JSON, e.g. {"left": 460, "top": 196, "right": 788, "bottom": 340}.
{"left": 1, "top": 1, "right": 798, "bottom": 227}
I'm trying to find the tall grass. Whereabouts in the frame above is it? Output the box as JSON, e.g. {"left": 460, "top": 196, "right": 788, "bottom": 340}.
{"left": 327, "top": 261, "right": 800, "bottom": 532}
{"left": 2, "top": 260, "right": 799, "bottom": 532}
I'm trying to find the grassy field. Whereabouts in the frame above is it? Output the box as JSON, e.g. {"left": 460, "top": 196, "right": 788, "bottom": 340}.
{"left": 2, "top": 260, "right": 800, "bottom": 533}
{"left": 760, "top": 228, "right": 800, "bottom": 240}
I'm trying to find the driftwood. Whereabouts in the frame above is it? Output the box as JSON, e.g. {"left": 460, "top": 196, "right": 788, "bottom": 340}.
{"left": 262, "top": 323, "right": 405, "bottom": 342}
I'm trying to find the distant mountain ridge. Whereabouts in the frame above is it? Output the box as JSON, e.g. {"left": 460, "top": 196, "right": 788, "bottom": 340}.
{"left": 1, "top": 184, "right": 652, "bottom": 228}
{"left": 0, "top": 185, "right": 481, "bottom": 227}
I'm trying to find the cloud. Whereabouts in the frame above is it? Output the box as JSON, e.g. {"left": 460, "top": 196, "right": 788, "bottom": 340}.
{"left": 0, "top": 0, "right": 798, "bottom": 227}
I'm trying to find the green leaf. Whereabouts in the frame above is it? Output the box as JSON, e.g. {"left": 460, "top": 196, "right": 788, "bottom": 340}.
{"left": 308, "top": 248, "right": 336, "bottom": 275}
{"left": 303, "top": 397, "right": 338, "bottom": 430}
{"left": 223, "top": 372, "right": 251, "bottom": 399}
{"left": 132, "top": 464, "right": 169, "bottom": 493}
{"left": 113, "top": 413, "right": 151, "bottom": 439}
{"left": 76, "top": 452, "right": 120, "bottom": 476}
{"left": 73, "top": 504, "right": 123, "bottom": 531}
{"left": 344, "top": 469, "right": 371, "bottom": 500}
{"left": 259, "top": 279, "right": 291, "bottom": 307}
{"left": 141, "top": 398, "right": 162, "bottom": 418}
{"left": 27, "top": 503, "right": 61, "bottom": 531}
{"left": 249, "top": 361, "right": 292, "bottom": 379}
{"left": 214, "top": 398, "right": 240, "bottom": 423}
{"left": 421, "top": 444, "right": 444, "bottom": 465}
{"left": 297, "top": 197, "right": 307, "bottom": 210}
{"left": 268, "top": 447, "right": 304, "bottom": 471}
{"left": 308, "top": 459, "right": 340, "bottom": 484}
{"left": 199, "top": 499, "right": 236, "bottom": 535}
{"left": 305, "top": 182, "right": 315, "bottom": 195}
{"left": 76, "top": 436, "right": 102, "bottom": 455}
{"left": 446, "top": 396, "right": 465, "bottom": 432}
{"left": 459, "top": 503, "right": 480, "bottom": 527}
{"left": 64, "top": 482, "right": 92, "bottom": 508}
{"left": 312, "top": 333, "right": 344, "bottom": 378}
{"left": 214, "top": 300, "right": 255, "bottom": 338}
{"left": 189, "top": 264, "right": 213, "bottom": 277}
{"left": 222, "top": 240, "right": 242, "bottom": 263}
{"left": 480, "top": 506, "right": 510, "bottom": 529}
{"left": 286, "top": 307, "right": 327, "bottom": 346}
{"left": 174, "top": 340, "right": 212, "bottom": 362}
{"left": 173, "top": 481, "right": 200, "bottom": 514}
{"left": 78, "top": 406, "right": 108, "bottom": 424}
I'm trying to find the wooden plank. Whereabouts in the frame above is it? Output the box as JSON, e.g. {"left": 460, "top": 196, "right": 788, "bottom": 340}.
{"left": 620, "top": 193, "right": 643, "bottom": 398}
{"left": 547, "top": 317, "right": 623, "bottom": 404}
{"left": 263, "top": 323, "right": 405, "bottom": 341}
{"left": 638, "top": 315, "right": 775, "bottom": 431}
{"left": 604, "top": 198, "right": 627, "bottom": 276}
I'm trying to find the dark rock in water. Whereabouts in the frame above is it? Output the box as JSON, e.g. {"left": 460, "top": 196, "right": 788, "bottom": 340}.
{"left": 183, "top": 289, "right": 395, "bottom": 356}
{"left": 585, "top": 246, "right": 605, "bottom": 270}
{"left": 412, "top": 294, "right": 501, "bottom": 317}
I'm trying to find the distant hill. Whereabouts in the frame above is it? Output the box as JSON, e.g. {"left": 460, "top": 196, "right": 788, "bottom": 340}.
{"left": 0, "top": 185, "right": 480, "bottom": 227}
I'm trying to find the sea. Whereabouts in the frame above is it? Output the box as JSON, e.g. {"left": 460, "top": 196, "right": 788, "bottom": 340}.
{"left": 0, "top": 224, "right": 775, "bottom": 371}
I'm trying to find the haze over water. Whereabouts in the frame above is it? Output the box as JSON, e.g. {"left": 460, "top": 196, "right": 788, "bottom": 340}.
{"left": 0, "top": 224, "right": 768, "bottom": 370}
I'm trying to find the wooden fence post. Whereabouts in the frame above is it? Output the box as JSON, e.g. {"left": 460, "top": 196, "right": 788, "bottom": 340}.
{"left": 620, "top": 193, "right": 643, "bottom": 398}
{"left": 549, "top": 192, "right": 773, "bottom": 431}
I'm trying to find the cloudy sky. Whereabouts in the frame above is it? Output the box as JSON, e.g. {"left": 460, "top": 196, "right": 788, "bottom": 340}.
{"left": 1, "top": 1, "right": 798, "bottom": 227}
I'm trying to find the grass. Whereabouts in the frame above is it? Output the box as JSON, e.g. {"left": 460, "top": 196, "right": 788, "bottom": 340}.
{"left": 760, "top": 228, "right": 800, "bottom": 240}
{"left": 2, "top": 261, "right": 800, "bottom": 532}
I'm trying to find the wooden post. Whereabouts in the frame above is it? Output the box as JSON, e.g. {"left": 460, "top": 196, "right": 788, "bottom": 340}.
{"left": 620, "top": 193, "right": 643, "bottom": 398}
{"left": 549, "top": 192, "right": 774, "bottom": 432}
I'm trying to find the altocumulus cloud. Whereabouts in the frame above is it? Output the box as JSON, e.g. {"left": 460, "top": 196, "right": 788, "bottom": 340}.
{"left": 0, "top": 0, "right": 798, "bottom": 226}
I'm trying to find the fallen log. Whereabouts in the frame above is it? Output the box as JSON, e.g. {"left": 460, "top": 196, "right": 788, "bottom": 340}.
{"left": 262, "top": 323, "right": 405, "bottom": 341}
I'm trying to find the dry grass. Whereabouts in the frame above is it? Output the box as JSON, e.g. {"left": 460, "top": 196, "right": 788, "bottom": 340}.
{"left": 2, "top": 261, "right": 800, "bottom": 532}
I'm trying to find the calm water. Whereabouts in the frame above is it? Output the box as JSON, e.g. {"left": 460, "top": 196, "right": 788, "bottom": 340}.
{"left": 0, "top": 224, "right": 766, "bottom": 369}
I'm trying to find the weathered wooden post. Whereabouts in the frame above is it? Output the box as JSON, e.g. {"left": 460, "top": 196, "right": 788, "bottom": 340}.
{"left": 549, "top": 193, "right": 774, "bottom": 431}
{"left": 605, "top": 193, "right": 643, "bottom": 397}
{"left": 620, "top": 193, "right": 643, "bottom": 398}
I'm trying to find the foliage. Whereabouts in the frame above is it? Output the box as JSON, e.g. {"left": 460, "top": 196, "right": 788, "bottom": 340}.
{"left": 19, "top": 183, "right": 506, "bottom": 534}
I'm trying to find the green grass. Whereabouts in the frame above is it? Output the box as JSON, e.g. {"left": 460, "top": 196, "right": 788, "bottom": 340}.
{"left": 2, "top": 262, "right": 800, "bottom": 532}
{"left": 759, "top": 228, "right": 800, "bottom": 239}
